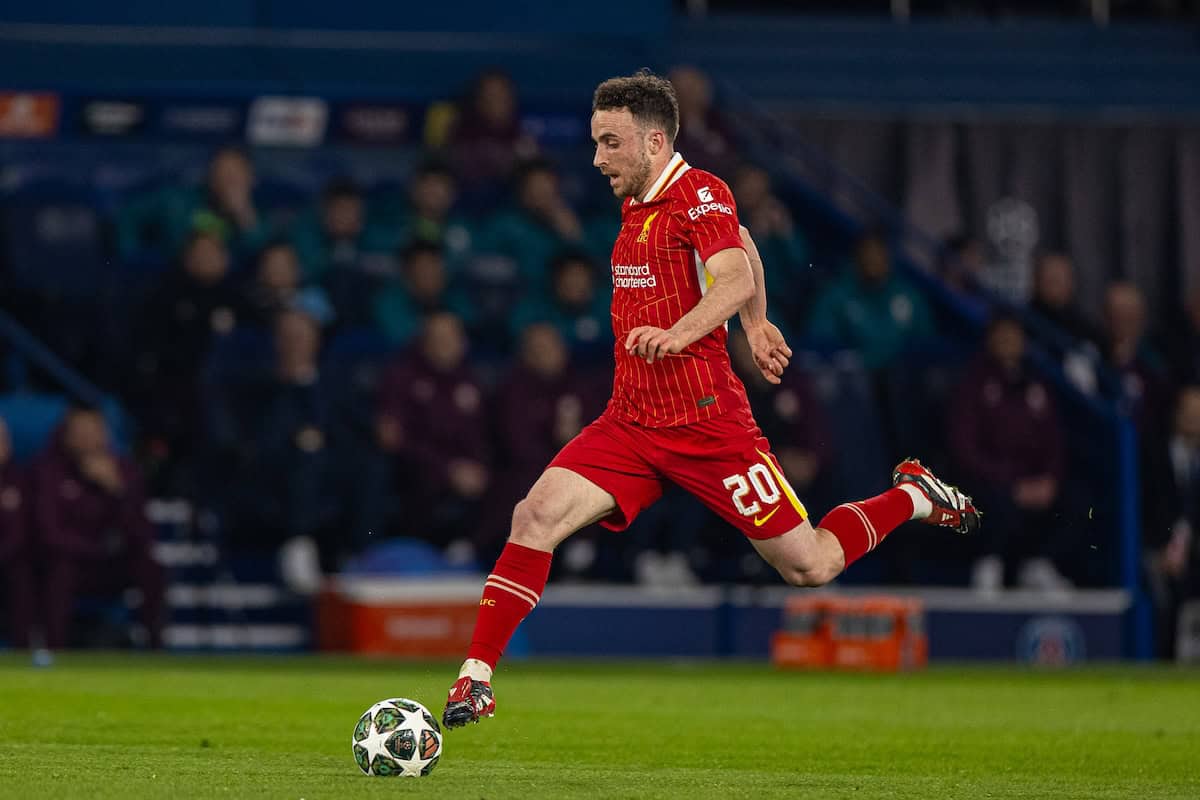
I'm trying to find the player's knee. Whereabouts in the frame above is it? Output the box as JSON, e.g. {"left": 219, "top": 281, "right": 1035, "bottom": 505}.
{"left": 775, "top": 549, "right": 844, "bottom": 588}
{"left": 510, "top": 497, "right": 564, "bottom": 550}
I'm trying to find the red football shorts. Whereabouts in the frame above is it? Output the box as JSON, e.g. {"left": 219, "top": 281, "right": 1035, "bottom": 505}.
{"left": 548, "top": 408, "right": 808, "bottom": 540}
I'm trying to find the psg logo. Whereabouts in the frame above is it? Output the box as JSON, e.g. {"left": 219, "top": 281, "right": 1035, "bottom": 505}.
{"left": 1016, "top": 616, "right": 1085, "bottom": 666}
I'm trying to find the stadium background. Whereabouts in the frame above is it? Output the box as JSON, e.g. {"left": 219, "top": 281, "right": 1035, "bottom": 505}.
{"left": 1, "top": 0, "right": 1200, "bottom": 669}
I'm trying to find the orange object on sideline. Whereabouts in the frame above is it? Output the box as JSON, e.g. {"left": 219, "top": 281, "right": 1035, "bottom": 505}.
{"left": 317, "top": 578, "right": 482, "bottom": 657}
{"left": 771, "top": 595, "right": 926, "bottom": 672}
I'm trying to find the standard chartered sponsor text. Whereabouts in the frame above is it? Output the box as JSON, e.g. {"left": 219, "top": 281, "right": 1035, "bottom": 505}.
{"left": 612, "top": 263, "right": 658, "bottom": 288}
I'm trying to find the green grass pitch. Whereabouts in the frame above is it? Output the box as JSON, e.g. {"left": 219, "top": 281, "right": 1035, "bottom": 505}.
{"left": 1, "top": 654, "right": 1197, "bottom": 799}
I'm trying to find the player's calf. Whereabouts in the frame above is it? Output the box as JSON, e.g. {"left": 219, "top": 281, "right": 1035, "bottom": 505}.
{"left": 752, "top": 521, "right": 846, "bottom": 588}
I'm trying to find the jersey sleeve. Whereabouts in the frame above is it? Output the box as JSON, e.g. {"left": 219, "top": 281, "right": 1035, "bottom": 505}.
{"left": 677, "top": 177, "right": 744, "bottom": 263}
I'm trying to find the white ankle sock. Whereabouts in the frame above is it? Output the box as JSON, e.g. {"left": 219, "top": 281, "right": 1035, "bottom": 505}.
{"left": 897, "top": 483, "right": 933, "bottom": 520}
{"left": 458, "top": 658, "right": 494, "bottom": 683}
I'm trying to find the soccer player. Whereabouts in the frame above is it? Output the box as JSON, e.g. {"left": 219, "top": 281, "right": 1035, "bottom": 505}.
{"left": 442, "top": 70, "right": 979, "bottom": 728}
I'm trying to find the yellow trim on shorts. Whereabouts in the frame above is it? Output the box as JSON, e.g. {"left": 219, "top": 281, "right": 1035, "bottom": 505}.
{"left": 756, "top": 448, "right": 808, "bottom": 519}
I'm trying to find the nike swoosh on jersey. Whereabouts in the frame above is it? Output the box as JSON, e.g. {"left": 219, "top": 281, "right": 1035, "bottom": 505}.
{"left": 753, "top": 506, "right": 781, "bottom": 527}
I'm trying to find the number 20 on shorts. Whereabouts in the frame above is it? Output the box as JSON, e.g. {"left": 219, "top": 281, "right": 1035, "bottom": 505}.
{"left": 722, "top": 464, "right": 782, "bottom": 517}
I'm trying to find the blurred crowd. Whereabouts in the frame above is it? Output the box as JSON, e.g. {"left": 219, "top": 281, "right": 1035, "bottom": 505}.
{"left": 0, "top": 65, "right": 1197, "bottom": 657}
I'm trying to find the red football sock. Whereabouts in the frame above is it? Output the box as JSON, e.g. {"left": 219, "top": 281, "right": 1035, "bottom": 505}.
{"left": 466, "top": 541, "right": 553, "bottom": 670}
{"left": 817, "top": 488, "right": 916, "bottom": 568}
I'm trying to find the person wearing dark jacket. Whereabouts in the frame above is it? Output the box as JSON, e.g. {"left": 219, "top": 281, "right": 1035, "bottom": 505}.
{"left": 949, "top": 315, "right": 1071, "bottom": 594}
{"left": 33, "top": 407, "right": 165, "bottom": 649}
{"left": 376, "top": 313, "right": 492, "bottom": 550}
{"left": 0, "top": 418, "right": 35, "bottom": 648}
{"left": 1142, "top": 385, "right": 1200, "bottom": 659}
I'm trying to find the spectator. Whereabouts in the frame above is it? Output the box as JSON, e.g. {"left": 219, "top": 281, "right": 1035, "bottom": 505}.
{"left": 210, "top": 309, "right": 373, "bottom": 575}
{"left": 366, "top": 162, "right": 473, "bottom": 268}
{"left": 376, "top": 313, "right": 492, "bottom": 551}
{"left": 732, "top": 164, "right": 811, "bottom": 323}
{"left": 117, "top": 145, "right": 272, "bottom": 262}
{"left": 1142, "top": 385, "right": 1200, "bottom": 659}
{"left": 669, "top": 65, "right": 738, "bottom": 176}
{"left": 510, "top": 251, "right": 612, "bottom": 364}
{"left": 447, "top": 70, "right": 537, "bottom": 189}
{"left": 807, "top": 231, "right": 935, "bottom": 370}
{"left": 1030, "top": 252, "right": 1102, "bottom": 346}
{"left": 373, "top": 240, "right": 474, "bottom": 346}
{"left": 939, "top": 234, "right": 987, "bottom": 296}
{"left": 484, "top": 324, "right": 608, "bottom": 559}
{"left": 480, "top": 159, "right": 584, "bottom": 283}
{"left": 1103, "top": 281, "right": 1170, "bottom": 432}
{"left": 129, "top": 231, "right": 238, "bottom": 491}
{"left": 0, "top": 418, "right": 34, "bottom": 649}
{"left": 948, "top": 315, "right": 1070, "bottom": 594}
{"left": 33, "top": 407, "right": 165, "bottom": 649}
{"left": 239, "top": 242, "right": 333, "bottom": 330}
{"left": 292, "top": 177, "right": 370, "bottom": 283}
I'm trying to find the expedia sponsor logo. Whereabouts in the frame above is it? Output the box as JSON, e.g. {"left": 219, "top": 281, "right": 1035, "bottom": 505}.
{"left": 612, "top": 263, "right": 657, "bottom": 289}
{"left": 687, "top": 201, "right": 733, "bottom": 221}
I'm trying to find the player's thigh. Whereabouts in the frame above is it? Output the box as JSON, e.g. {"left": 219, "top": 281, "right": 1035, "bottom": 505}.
{"left": 512, "top": 466, "right": 619, "bottom": 550}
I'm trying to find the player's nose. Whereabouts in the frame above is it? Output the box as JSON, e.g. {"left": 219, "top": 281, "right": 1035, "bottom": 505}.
{"left": 592, "top": 148, "right": 605, "bottom": 169}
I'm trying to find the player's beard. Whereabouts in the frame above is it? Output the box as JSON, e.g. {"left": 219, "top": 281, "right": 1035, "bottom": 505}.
{"left": 625, "top": 151, "right": 653, "bottom": 199}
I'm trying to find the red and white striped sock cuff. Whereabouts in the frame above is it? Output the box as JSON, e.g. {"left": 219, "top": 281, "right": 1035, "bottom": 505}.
{"left": 483, "top": 574, "right": 541, "bottom": 609}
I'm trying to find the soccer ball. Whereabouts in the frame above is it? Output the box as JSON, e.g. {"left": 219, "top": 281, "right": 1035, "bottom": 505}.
{"left": 351, "top": 698, "right": 443, "bottom": 777}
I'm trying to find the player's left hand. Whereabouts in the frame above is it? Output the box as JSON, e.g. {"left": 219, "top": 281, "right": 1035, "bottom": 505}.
{"left": 744, "top": 320, "right": 792, "bottom": 384}
{"left": 625, "top": 326, "right": 685, "bottom": 364}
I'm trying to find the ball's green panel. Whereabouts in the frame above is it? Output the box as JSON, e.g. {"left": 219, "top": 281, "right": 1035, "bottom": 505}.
{"left": 422, "top": 710, "right": 441, "bottom": 734}
{"left": 353, "top": 712, "right": 372, "bottom": 742}
{"left": 419, "top": 729, "right": 440, "bottom": 760}
{"left": 370, "top": 753, "right": 403, "bottom": 777}
{"left": 386, "top": 729, "right": 416, "bottom": 761}
{"left": 391, "top": 699, "right": 420, "bottom": 713}
{"left": 373, "top": 706, "right": 404, "bottom": 734}
{"left": 353, "top": 744, "right": 370, "bottom": 775}
{"left": 420, "top": 755, "right": 440, "bottom": 777}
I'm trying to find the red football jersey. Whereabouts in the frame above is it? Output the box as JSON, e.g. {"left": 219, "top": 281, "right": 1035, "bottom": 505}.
{"left": 606, "top": 153, "right": 753, "bottom": 427}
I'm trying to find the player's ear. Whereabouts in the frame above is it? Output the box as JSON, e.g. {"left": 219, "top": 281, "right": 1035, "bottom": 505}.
{"left": 647, "top": 129, "right": 665, "bottom": 156}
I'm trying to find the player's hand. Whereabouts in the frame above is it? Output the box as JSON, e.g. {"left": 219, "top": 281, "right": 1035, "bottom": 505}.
{"left": 744, "top": 320, "right": 792, "bottom": 385}
{"left": 625, "top": 326, "right": 684, "bottom": 364}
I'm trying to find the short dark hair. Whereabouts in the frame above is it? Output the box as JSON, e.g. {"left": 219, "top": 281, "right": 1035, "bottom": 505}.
{"left": 321, "top": 176, "right": 362, "bottom": 204}
{"left": 592, "top": 68, "right": 679, "bottom": 143}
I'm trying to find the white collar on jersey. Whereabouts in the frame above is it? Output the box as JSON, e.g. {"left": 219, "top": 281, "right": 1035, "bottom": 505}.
{"left": 632, "top": 151, "right": 691, "bottom": 204}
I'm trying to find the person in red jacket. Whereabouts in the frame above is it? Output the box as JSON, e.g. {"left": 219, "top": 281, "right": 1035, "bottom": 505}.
{"left": 33, "top": 407, "right": 165, "bottom": 649}
{"left": 0, "top": 418, "right": 35, "bottom": 648}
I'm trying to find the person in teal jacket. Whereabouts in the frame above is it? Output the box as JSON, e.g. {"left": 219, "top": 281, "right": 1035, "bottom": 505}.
{"left": 373, "top": 240, "right": 474, "bottom": 347}
{"left": 807, "top": 231, "right": 935, "bottom": 370}
{"left": 362, "top": 162, "right": 474, "bottom": 271}
{"left": 477, "top": 159, "right": 585, "bottom": 284}
{"left": 116, "top": 146, "right": 273, "bottom": 264}
{"left": 509, "top": 251, "right": 613, "bottom": 365}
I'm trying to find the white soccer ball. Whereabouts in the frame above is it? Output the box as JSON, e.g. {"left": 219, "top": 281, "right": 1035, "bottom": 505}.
{"left": 351, "top": 698, "right": 443, "bottom": 777}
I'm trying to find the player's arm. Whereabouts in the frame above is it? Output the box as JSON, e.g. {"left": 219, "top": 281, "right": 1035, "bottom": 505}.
{"left": 738, "top": 225, "right": 792, "bottom": 384}
{"left": 626, "top": 247, "right": 754, "bottom": 363}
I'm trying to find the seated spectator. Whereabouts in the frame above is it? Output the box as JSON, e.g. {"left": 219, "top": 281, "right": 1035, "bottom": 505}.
{"left": 292, "top": 177, "right": 371, "bottom": 283}
{"left": 728, "top": 329, "right": 833, "bottom": 512}
{"left": 509, "top": 251, "right": 612, "bottom": 364}
{"left": 376, "top": 313, "right": 492, "bottom": 551}
{"left": 480, "top": 159, "right": 585, "bottom": 283}
{"left": 373, "top": 241, "right": 474, "bottom": 346}
{"left": 210, "top": 309, "right": 373, "bottom": 574}
{"left": 669, "top": 65, "right": 738, "bottom": 176}
{"left": 239, "top": 242, "right": 333, "bottom": 330}
{"left": 807, "top": 230, "right": 935, "bottom": 370}
{"left": 732, "top": 164, "right": 810, "bottom": 323}
{"left": 1103, "top": 281, "right": 1170, "bottom": 432}
{"left": 0, "top": 418, "right": 34, "bottom": 649}
{"left": 939, "top": 234, "right": 987, "bottom": 296}
{"left": 483, "top": 323, "right": 608, "bottom": 560}
{"left": 948, "top": 315, "right": 1071, "bottom": 594}
{"left": 1142, "top": 385, "right": 1200, "bottom": 659}
{"left": 128, "top": 231, "right": 239, "bottom": 491}
{"left": 116, "top": 145, "right": 272, "bottom": 262}
{"left": 365, "top": 162, "right": 473, "bottom": 268}
{"left": 446, "top": 70, "right": 537, "bottom": 190}
{"left": 33, "top": 406, "right": 165, "bottom": 649}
